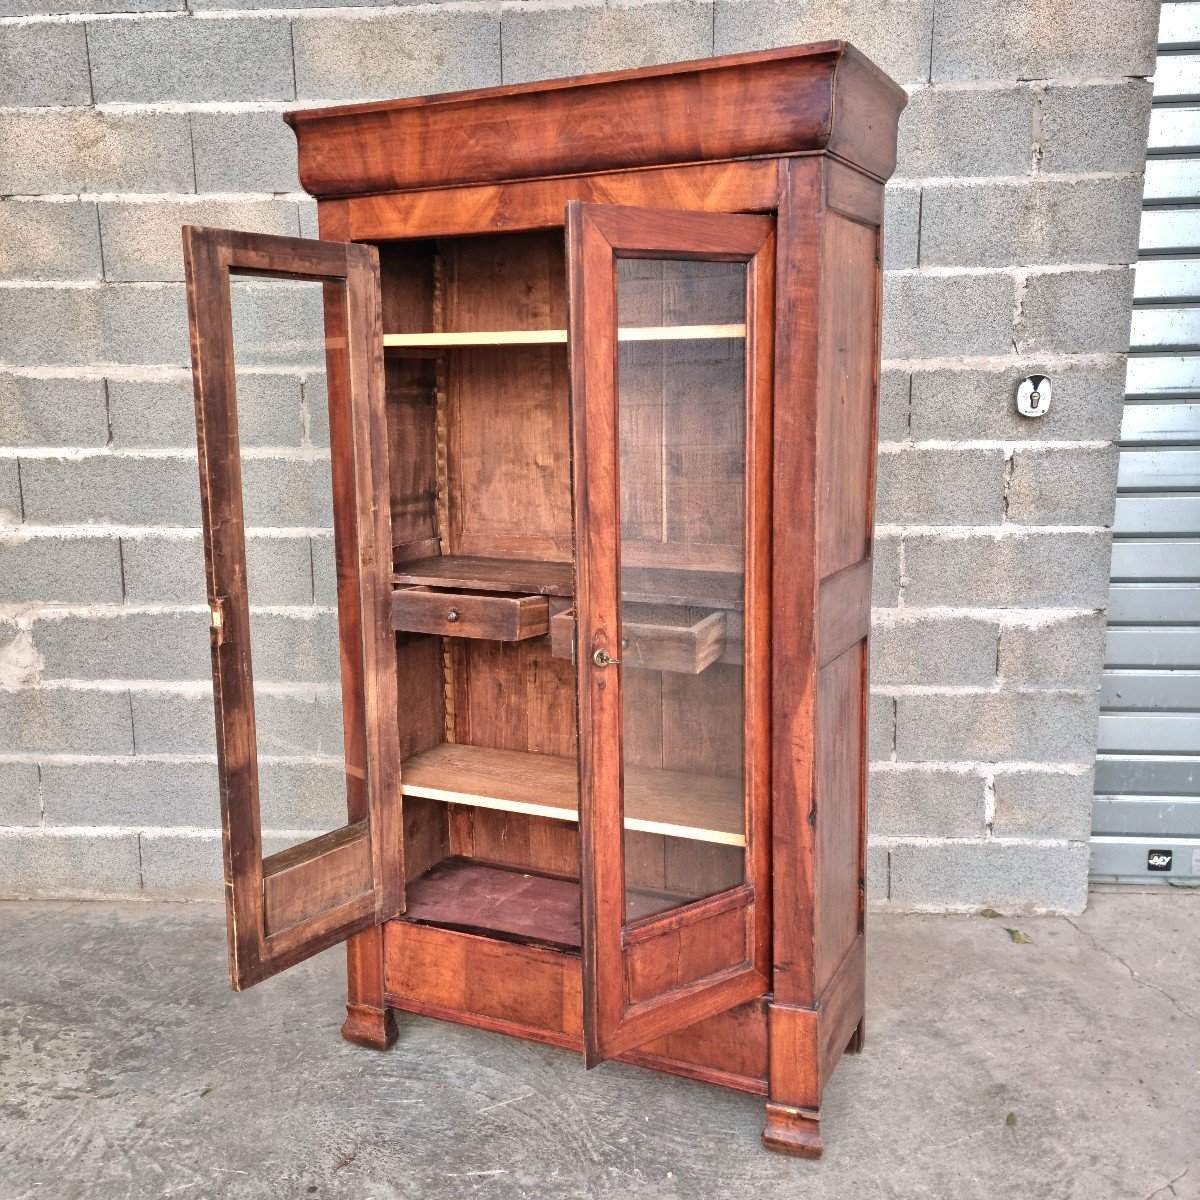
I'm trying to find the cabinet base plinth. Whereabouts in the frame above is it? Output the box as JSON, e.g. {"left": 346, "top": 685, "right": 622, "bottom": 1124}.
{"left": 342, "top": 1002, "right": 398, "bottom": 1051}
{"left": 845, "top": 1017, "right": 865, "bottom": 1054}
{"left": 761, "top": 1102, "right": 823, "bottom": 1159}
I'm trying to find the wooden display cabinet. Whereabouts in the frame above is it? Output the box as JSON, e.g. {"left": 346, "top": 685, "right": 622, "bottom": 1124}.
{"left": 182, "top": 41, "right": 905, "bottom": 1158}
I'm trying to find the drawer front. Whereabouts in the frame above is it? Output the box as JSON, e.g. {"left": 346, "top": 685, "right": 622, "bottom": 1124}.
{"left": 391, "top": 587, "right": 549, "bottom": 640}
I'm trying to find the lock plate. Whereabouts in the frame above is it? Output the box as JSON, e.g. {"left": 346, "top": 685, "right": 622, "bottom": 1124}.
{"left": 1016, "top": 374, "right": 1051, "bottom": 418}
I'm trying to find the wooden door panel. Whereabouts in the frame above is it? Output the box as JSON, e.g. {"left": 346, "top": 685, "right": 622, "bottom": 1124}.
{"left": 183, "top": 226, "right": 402, "bottom": 990}
{"left": 567, "top": 201, "right": 775, "bottom": 1063}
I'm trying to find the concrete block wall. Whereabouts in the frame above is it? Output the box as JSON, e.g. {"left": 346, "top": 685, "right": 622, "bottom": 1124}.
{"left": 0, "top": 0, "right": 1160, "bottom": 913}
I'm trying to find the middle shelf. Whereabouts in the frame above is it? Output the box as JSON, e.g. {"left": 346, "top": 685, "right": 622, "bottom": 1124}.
{"left": 400, "top": 743, "right": 745, "bottom": 847}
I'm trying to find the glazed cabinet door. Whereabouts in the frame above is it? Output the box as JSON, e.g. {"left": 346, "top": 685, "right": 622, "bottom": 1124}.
{"left": 566, "top": 202, "right": 775, "bottom": 1064}
{"left": 183, "top": 227, "right": 402, "bottom": 990}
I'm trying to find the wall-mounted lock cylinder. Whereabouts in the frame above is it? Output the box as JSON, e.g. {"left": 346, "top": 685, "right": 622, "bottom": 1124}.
{"left": 1016, "top": 375, "right": 1051, "bottom": 418}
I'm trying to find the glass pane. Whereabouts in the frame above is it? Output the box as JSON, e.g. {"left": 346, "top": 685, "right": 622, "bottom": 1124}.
{"left": 228, "top": 273, "right": 355, "bottom": 853}
{"left": 616, "top": 258, "right": 748, "bottom": 923}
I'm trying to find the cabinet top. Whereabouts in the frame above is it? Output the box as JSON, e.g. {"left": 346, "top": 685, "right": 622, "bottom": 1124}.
{"left": 285, "top": 41, "right": 907, "bottom": 200}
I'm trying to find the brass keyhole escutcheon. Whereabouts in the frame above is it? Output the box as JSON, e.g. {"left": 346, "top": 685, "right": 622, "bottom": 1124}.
{"left": 592, "top": 647, "right": 621, "bottom": 667}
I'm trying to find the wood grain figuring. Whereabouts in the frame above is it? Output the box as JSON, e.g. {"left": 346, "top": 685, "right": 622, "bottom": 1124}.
{"left": 263, "top": 821, "right": 374, "bottom": 935}
{"left": 814, "top": 644, "right": 866, "bottom": 995}
{"left": 347, "top": 161, "right": 780, "bottom": 241}
{"left": 391, "top": 586, "right": 550, "bottom": 640}
{"left": 816, "top": 933, "right": 866, "bottom": 1090}
{"left": 286, "top": 43, "right": 907, "bottom": 197}
{"left": 382, "top": 920, "right": 769, "bottom": 1092}
{"left": 817, "top": 557, "right": 872, "bottom": 667}
{"left": 550, "top": 606, "right": 726, "bottom": 674}
{"left": 816, "top": 213, "right": 879, "bottom": 576}
{"left": 400, "top": 743, "right": 745, "bottom": 845}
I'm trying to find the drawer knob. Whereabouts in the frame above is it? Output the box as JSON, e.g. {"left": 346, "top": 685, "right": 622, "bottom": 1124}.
{"left": 447, "top": 609, "right": 459, "bottom": 622}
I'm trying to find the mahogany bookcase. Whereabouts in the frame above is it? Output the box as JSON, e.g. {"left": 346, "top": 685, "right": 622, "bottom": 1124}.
{"left": 182, "top": 41, "right": 905, "bottom": 1158}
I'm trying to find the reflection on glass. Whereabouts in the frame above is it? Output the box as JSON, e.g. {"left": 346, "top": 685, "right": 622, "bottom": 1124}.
{"left": 616, "top": 258, "right": 748, "bottom": 923}
{"left": 228, "top": 274, "right": 351, "bottom": 850}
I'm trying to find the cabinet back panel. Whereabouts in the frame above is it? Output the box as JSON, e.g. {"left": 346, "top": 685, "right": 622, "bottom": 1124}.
{"left": 443, "top": 231, "right": 573, "bottom": 562}
{"left": 380, "top": 244, "right": 439, "bottom": 560}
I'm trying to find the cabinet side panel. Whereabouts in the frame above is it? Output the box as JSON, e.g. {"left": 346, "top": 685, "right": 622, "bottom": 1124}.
{"left": 813, "top": 643, "right": 867, "bottom": 994}
{"left": 815, "top": 213, "right": 879, "bottom": 578}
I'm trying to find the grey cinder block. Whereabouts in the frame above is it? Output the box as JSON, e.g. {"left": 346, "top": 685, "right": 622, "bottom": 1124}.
{"left": 0, "top": 22, "right": 91, "bottom": 107}
{"left": 931, "top": 0, "right": 1158, "bottom": 81}
{"left": 0, "top": 831, "right": 142, "bottom": 899}
{"left": 0, "top": 763, "right": 40, "bottom": 826}
{"left": 138, "top": 832, "right": 222, "bottom": 900}
{"left": 0, "top": 460, "right": 20, "bottom": 524}
{"left": 909, "top": 360, "right": 1126, "bottom": 443}
{"left": 99, "top": 200, "right": 302, "bottom": 284}
{"left": 122, "top": 533, "right": 316, "bottom": 605}
{"left": 1039, "top": 81, "right": 1155, "bottom": 175}
{"left": 888, "top": 838, "right": 1089, "bottom": 913}
{"left": 190, "top": 111, "right": 303, "bottom": 194}
{"left": 865, "top": 841, "right": 889, "bottom": 903}
{"left": 107, "top": 374, "right": 304, "bottom": 449}
{"left": 882, "top": 271, "right": 1015, "bottom": 358}
{"left": 868, "top": 767, "right": 986, "bottom": 837}
{"left": 501, "top": 2, "right": 714, "bottom": 86}
{"left": 992, "top": 768, "right": 1093, "bottom": 840}
{"left": 0, "top": 284, "right": 189, "bottom": 367}
{"left": 999, "top": 612, "right": 1107, "bottom": 690}
{"left": 0, "top": 111, "right": 193, "bottom": 195}
{"left": 130, "top": 689, "right": 216, "bottom": 755}
{"left": 920, "top": 178, "right": 1143, "bottom": 269}
{"left": 713, "top": 0, "right": 936, "bottom": 85}
{"left": 897, "top": 85, "right": 1035, "bottom": 178}
{"left": 0, "top": 200, "right": 102, "bottom": 282}
{"left": 41, "top": 760, "right": 219, "bottom": 828}
{"left": 0, "top": 376, "right": 108, "bottom": 448}
{"left": 872, "top": 535, "right": 902, "bottom": 608}
{"left": 0, "top": 535, "right": 124, "bottom": 604}
{"left": 903, "top": 530, "right": 1112, "bottom": 608}
{"left": 0, "top": 688, "right": 134, "bottom": 755}
{"left": 87, "top": 16, "right": 295, "bottom": 104}
{"left": 1007, "top": 445, "right": 1121, "bottom": 526}
{"left": 293, "top": 9, "right": 501, "bottom": 103}
{"left": 20, "top": 455, "right": 201, "bottom": 527}
{"left": 870, "top": 615, "right": 999, "bottom": 686}
{"left": 0, "top": 0, "right": 179, "bottom": 15}
{"left": 241, "top": 457, "right": 335, "bottom": 527}
{"left": 877, "top": 369, "right": 911, "bottom": 442}
{"left": 1018, "top": 267, "right": 1136, "bottom": 356}
{"left": 896, "top": 690, "right": 1099, "bottom": 764}
{"left": 883, "top": 185, "right": 920, "bottom": 271}
{"left": 869, "top": 694, "right": 896, "bottom": 761}
{"left": 33, "top": 610, "right": 212, "bottom": 682}
{"left": 876, "top": 446, "right": 1007, "bottom": 525}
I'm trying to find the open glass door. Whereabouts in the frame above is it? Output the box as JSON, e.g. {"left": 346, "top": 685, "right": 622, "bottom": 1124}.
{"left": 183, "top": 227, "right": 401, "bottom": 990}
{"left": 566, "top": 202, "right": 775, "bottom": 1064}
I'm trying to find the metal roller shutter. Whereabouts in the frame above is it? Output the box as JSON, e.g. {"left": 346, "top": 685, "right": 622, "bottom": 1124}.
{"left": 1092, "top": 2, "right": 1200, "bottom": 882}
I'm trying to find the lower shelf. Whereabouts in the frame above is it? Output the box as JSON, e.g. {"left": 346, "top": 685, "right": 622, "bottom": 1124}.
{"left": 400, "top": 743, "right": 745, "bottom": 846}
{"left": 401, "top": 857, "right": 690, "bottom": 951}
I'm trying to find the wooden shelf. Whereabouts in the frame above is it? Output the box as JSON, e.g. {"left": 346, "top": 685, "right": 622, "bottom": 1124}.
{"left": 400, "top": 743, "right": 744, "bottom": 847}
{"left": 383, "top": 323, "right": 746, "bottom": 349}
{"left": 392, "top": 555, "right": 742, "bottom": 610}
{"left": 402, "top": 858, "right": 700, "bottom": 951}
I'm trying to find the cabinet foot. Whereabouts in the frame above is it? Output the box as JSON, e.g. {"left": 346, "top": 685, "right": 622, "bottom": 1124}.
{"left": 341, "top": 1002, "right": 398, "bottom": 1051}
{"left": 761, "top": 1102, "right": 823, "bottom": 1158}
{"left": 845, "top": 1018, "right": 865, "bottom": 1054}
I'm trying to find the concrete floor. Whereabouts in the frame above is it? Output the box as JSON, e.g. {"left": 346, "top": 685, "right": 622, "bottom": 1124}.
{"left": 0, "top": 893, "right": 1196, "bottom": 1200}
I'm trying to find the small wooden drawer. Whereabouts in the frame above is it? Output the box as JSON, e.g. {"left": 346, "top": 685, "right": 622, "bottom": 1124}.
{"left": 392, "top": 587, "right": 549, "bottom": 641}
{"left": 550, "top": 605, "right": 726, "bottom": 674}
